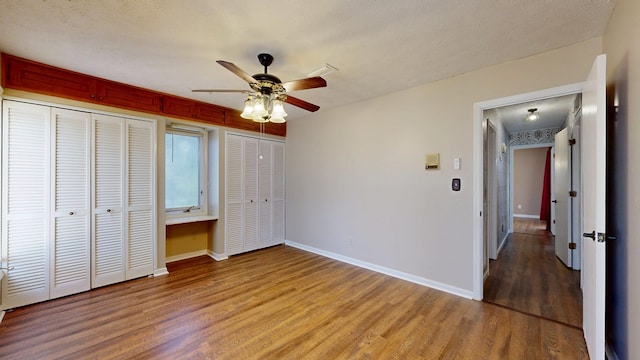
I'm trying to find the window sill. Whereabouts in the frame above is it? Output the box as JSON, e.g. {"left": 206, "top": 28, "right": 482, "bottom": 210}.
{"left": 166, "top": 215, "right": 218, "bottom": 225}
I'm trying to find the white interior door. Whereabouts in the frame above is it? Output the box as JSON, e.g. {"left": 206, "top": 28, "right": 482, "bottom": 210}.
{"left": 271, "top": 142, "right": 285, "bottom": 246}
{"left": 50, "top": 108, "right": 91, "bottom": 299}
{"left": 554, "top": 128, "right": 571, "bottom": 267}
{"left": 1, "top": 101, "right": 50, "bottom": 310}
{"left": 487, "top": 124, "right": 497, "bottom": 260}
{"left": 258, "top": 141, "right": 273, "bottom": 248}
{"left": 225, "top": 134, "right": 244, "bottom": 256}
{"left": 92, "top": 114, "right": 125, "bottom": 288}
{"left": 243, "top": 138, "right": 259, "bottom": 252}
{"left": 581, "top": 54, "right": 607, "bottom": 360}
{"left": 550, "top": 147, "right": 556, "bottom": 236}
{"left": 125, "top": 119, "right": 155, "bottom": 280}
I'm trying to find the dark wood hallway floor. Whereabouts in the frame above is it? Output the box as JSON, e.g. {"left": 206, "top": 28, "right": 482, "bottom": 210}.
{"left": 483, "top": 218, "right": 583, "bottom": 329}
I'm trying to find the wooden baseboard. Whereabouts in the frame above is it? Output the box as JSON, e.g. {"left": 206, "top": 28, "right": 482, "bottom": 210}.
{"left": 207, "top": 250, "right": 228, "bottom": 261}
{"left": 285, "top": 240, "right": 474, "bottom": 299}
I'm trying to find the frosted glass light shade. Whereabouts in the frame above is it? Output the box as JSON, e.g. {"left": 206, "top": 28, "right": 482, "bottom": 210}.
{"left": 269, "top": 100, "right": 287, "bottom": 123}
{"left": 240, "top": 97, "right": 254, "bottom": 119}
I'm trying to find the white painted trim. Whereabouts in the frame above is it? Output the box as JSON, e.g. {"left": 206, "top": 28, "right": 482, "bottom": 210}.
{"left": 497, "top": 232, "right": 510, "bottom": 256}
{"left": 513, "top": 214, "right": 540, "bottom": 219}
{"left": 165, "top": 215, "right": 218, "bottom": 225}
{"left": 0, "top": 310, "right": 4, "bottom": 324}
{"left": 208, "top": 250, "right": 228, "bottom": 261}
{"left": 605, "top": 342, "right": 620, "bottom": 360}
{"left": 285, "top": 240, "right": 474, "bottom": 300}
{"left": 153, "top": 267, "right": 169, "bottom": 277}
{"left": 473, "top": 82, "right": 584, "bottom": 300}
{"left": 166, "top": 250, "right": 208, "bottom": 263}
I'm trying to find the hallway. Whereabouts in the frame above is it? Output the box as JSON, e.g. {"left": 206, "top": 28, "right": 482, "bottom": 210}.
{"left": 483, "top": 218, "right": 582, "bottom": 328}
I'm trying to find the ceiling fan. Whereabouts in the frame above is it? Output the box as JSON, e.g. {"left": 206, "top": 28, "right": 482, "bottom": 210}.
{"left": 193, "top": 53, "right": 327, "bottom": 123}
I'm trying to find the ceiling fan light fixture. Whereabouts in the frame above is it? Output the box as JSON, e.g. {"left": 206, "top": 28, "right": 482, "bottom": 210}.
{"left": 524, "top": 108, "right": 540, "bottom": 122}
{"left": 251, "top": 95, "right": 268, "bottom": 119}
{"left": 269, "top": 99, "right": 287, "bottom": 123}
{"left": 198, "top": 53, "right": 326, "bottom": 122}
{"left": 240, "top": 96, "right": 255, "bottom": 119}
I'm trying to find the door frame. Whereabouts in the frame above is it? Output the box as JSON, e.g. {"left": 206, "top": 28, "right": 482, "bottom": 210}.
{"left": 472, "top": 82, "right": 583, "bottom": 300}
{"left": 487, "top": 121, "right": 498, "bottom": 260}
{"left": 508, "top": 143, "right": 553, "bottom": 233}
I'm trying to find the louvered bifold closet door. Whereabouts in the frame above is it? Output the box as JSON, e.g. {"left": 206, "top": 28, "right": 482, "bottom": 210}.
{"left": 50, "top": 108, "right": 91, "bottom": 299}
{"left": 243, "top": 138, "right": 259, "bottom": 252}
{"left": 125, "top": 119, "right": 155, "bottom": 279}
{"left": 92, "top": 114, "right": 125, "bottom": 288}
{"left": 258, "top": 141, "right": 273, "bottom": 248}
{"left": 225, "top": 134, "right": 244, "bottom": 256}
{"left": 271, "top": 142, "right": 285, "bottom": 246}
{"left": 1, "top": 101, "right": 50, "bottom": 310}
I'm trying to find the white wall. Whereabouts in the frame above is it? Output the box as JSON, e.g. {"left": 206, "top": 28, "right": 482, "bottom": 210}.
{"left": 286, "top": 37, "right": 602, "bottom": 294}
{"left": 603, "top": 0, "right": 640, "bottom": 357}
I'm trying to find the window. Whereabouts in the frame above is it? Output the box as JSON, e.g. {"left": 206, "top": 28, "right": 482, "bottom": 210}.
{"left": 165, "top": 127, "right": 208, "bottom": 216}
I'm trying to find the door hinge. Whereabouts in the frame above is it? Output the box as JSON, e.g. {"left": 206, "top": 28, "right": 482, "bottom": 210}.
{"left": 569, "top": 190, "right": 577, "bottom": 197}
{"left": 569, "top": 138, "right": 576, "bottom": 146}
{"left": 569, "top": 242, "right": 577, "bottom": 250}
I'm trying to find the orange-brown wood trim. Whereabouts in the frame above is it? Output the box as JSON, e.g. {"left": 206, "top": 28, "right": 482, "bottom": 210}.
{"left": 1, "top": 53, "right": 285, "bottom": 137}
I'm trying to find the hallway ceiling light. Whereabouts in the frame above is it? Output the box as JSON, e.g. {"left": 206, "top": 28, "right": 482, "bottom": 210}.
{"left": 524, "top": 108, "right": 540, "bottom": 122}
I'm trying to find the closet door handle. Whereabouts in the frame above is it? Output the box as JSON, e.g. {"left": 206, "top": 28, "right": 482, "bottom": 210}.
{"left": 69, "top": 211, "right": 74, "bottom": 215}
{"left": 106, "top": 209, "right": 112, "bottom": 213}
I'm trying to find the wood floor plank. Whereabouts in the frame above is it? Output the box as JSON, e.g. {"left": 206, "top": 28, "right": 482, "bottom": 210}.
{"left": 0, "top": 245, "right": 588, "bottom": 359}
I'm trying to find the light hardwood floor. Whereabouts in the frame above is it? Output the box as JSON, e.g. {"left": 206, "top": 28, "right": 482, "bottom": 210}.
{"left": 0, "top": 245, "right": 588, "bottom": 359}
{"left": 483, "top": 218, "right": 582, "bottom": 328}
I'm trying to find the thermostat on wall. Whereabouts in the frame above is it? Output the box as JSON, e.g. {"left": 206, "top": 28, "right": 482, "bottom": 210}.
{"left": 425, "top": 153, "right": 440, "bottom": 170}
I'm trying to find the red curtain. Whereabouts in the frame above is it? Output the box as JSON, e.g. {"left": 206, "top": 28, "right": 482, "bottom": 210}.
{"left": 539, "top": 147, "right": 552, "bottom": 229}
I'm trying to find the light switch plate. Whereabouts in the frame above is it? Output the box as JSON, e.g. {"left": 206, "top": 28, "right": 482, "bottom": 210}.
{"left": 453, "top": 158, "right": 461, "bottom": 170}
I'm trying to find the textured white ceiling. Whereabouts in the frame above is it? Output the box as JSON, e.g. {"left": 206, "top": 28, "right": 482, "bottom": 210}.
{"left": 496, "top": 94, "right": 576, "bottom": 133}
{"left": 0, "top": 0, "right": 616, "bottom": 120}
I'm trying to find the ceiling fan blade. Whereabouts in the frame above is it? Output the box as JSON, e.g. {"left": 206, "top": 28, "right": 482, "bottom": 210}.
{"left": 284, "top": 95, "right": 320, "bottom": 112}
{"left": 192, "top": 89, "right": 250, "bottom": 93}
{"left": 281, "top": 77, "right": 327, "bottom": 92}
{"left": 216, "top": 60, "right": 258, "bottom": 85}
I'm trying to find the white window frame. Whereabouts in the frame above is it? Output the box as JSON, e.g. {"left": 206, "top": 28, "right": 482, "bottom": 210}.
{"left": 165, "top": 125, "right": 208, "bottom": 219}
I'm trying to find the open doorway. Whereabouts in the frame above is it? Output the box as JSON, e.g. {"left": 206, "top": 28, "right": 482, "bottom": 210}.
{"left": 477, "top": 90, "right": 583, "bottom": 328}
